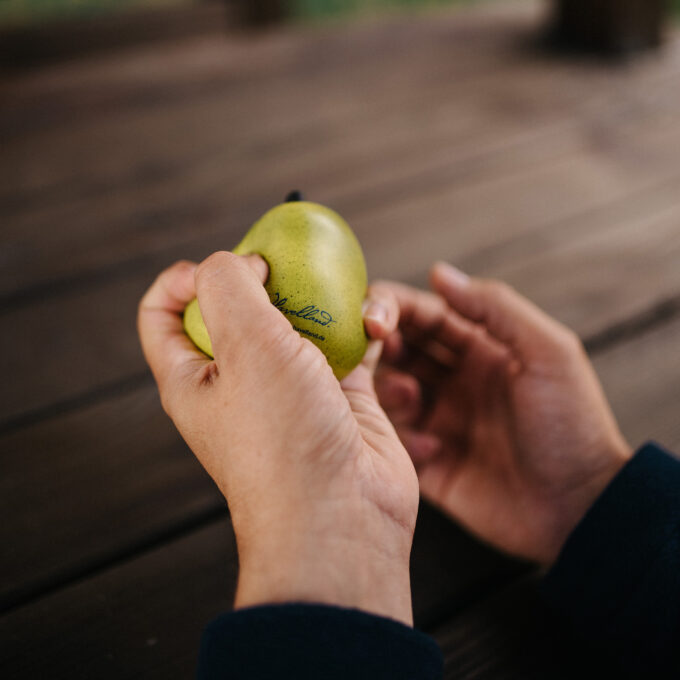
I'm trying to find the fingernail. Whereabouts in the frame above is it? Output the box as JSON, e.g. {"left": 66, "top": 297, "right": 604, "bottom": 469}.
{"left": 364, "top": 302, "right": 387, "bottom": 325}
{"left": 434, "top": 261, "right": 470, "bottom": 288}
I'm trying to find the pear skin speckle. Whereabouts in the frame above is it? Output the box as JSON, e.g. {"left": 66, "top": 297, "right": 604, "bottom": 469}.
{"left": 183, "top": 201, "right": 368, "bottom": 380}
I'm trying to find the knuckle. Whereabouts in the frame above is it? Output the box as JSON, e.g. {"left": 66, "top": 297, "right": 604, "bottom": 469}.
{"left": 170, "top": 259, "right": 197, "bottom": 276}
{"left": 195, "top": 251, "right": 233, "bottom": 285}
{"left": 482, "top": 279, "right": 514, "bottom": 302}
{"left": 474, "top": 280, "right": 511, "bottom": 317}
{"left": 369, "top": 279, "right": 395, "bottom": 294}
{"left": 433, "top": 294, "right": 449, "bottom": 316}
{"left": 292, "top": 334, "right": 331, "bottom": 374}
{"left": 368, "top": 283, "right": 398, "bottom": 313}
{"left": 561, "top": 327, "right": 584, "bottom": 354}
{"left": 254, "top": 325, "right": 332, "bottom": 381}
{"left": 253, "top": 319, "right": 298, "bottom": 360}
{"left": 158, "top": 259, "right": 195, "bottom": 287}
{"left": 367, "top": 281, "right": 397, "bottom": 307}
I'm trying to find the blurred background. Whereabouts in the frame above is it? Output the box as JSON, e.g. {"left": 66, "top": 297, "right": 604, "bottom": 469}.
{"left": 1, "top": 0, "right": 680, "bottom": 25}
{"left": 0, "top": 0, "right": 541, "bottom": 26}
{"left": 2, "top": 1, "right": 680, "bottom": 678}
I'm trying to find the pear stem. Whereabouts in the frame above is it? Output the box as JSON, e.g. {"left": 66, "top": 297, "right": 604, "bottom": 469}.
{"left": 285, "top": 190, "right": 304, "bottom": 202}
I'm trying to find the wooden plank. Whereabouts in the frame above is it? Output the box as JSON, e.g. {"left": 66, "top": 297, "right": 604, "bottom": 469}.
{"left": 595, "top": 315, "right": 680, "bottom": 453}
{"left": 236, "top": 0, "right": 288, "bottom": 26}
{"left": 0, "top": 361, "right": 522, "bottom": 616}
{"left": 5, "top": 117, "right": 680, "bottom": 425}
{"left": 478, "top": 178, "right": 680, "bottom": 341}
{"left": 0, "top": 2, "right": 546, "bottom": 138}
{"left": 2, "top": 112, "right": 680, "bottom": 606}
{"left": 4, "top": 75, "right": 680, "bottom": 317}
{"left": 435, "top": 572, "right": 610, "bottom": 680}
{"left": 410, "top": 502, "right": 527, "bottom": 631}
{"left": 2, "top": 315, "right": 680, "bottom": 677}
{"left": 3, "top": 6, "right": 680, "bottom": 299}
{"left": 0, "top": 2, "right": 233, "bottom": 70}
{"left": 368, "top": 126, "right": 680, "bottom": 284}
{"left": 0, "top": 269, "right": 152, "bottom": 427}
{"left": 0, "top": 44, "right": 577, "bottom": 297}
{"left": 433, "top": 318, "right": 680, "bottom": 679}
{"left": 3, "top": 2, "right": 680, "bottom": 660}
{"left": 455, "top": 174, "right": 680, "bottom": 341}
{"left": 7, "top": 85, "right": 680, "bottom": 303}
{"left": 0, "top": 383, "right": 224, "bottom": 610}
{"left": 0, "top": 509, "right": 525, "bottom": 679}
{"left": 0, "top": 6, "right": 542, "bottom": 151}
{"left": 3, "top": 273, "right": 679, "bottom": 618}
{"left": 0, "top": 110, "right": 578, "bottom": 302}
{"left": 0, "top": 521, "right": 238, "bottom": 680}
{"left": 552, "top": 0, "right": 667, "bottom": 54}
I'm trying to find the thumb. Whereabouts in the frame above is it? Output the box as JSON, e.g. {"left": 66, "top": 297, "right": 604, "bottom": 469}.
{"left": 340, "top": 283, "right": 399, "bottom": 396}
{"left": 194, "top": 251, "right": 287, "bottom": 364}
{"left": 430, "top": 262, "right": 577, "bottom": 365}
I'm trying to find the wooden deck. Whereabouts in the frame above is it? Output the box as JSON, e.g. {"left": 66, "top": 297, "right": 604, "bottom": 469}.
{"left": 2, "top": 1, "right": 680, "bottom": 677}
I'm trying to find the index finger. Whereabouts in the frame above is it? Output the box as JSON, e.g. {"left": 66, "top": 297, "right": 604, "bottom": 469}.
{"left": 138, "top": 260, "right": 208, "bottom": 394}
{"left": 378, "top": 281, "right": 475, "bottom": 354}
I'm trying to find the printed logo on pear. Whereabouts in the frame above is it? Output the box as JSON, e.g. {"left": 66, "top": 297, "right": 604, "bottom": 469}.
{"left": 183, "top": 192, "right": 368, "bottom": 380}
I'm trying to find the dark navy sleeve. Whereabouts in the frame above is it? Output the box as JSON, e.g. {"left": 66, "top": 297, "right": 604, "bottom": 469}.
{"left": 542, "top": 442, "right": 680, "bottom": 677}
{"left": 197, "top": 602, "right": 443, "bottom": 680}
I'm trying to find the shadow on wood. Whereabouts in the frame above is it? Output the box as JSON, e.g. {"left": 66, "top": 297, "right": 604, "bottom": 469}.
{"left": 0, "top": 2, "right": 232, "bottom": 70}
{"left": 236, "top": 0, "right": 288, "bottom": 27}
{"left": 551, "top": 0, "right": 667, "bottom": 55}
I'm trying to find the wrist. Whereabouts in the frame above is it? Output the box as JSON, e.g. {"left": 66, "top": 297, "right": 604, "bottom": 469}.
{"left": 233, "top": 521, "right": 414, "bottom": 626}
{"left": 546, "top": 435, "right": 633, "bottom": 565}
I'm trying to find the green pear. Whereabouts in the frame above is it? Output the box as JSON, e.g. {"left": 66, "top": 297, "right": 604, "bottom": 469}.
{"left": 183, "top": 198, "right": 368, "bottom": 380}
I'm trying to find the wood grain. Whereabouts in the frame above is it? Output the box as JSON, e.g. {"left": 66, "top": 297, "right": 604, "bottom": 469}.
{"left": 0, "top": 500, "right": 524, "bottom": 677}
{"left": 2, "top": 312, "right": 679, "bottom": 677}
{"left": 2, "top": 3, "right": 680, "bottom": 677}
{"left": 3, "top": 4, "right": 680, "bottom": 300}
{"left": 433, "top": 317, "right": 680, "bottom": 679}
{"left": 3, "top": 9, "right": 680, "bottom": 425}
{"left": 594, "top": 315, "right": 680, "bottom": 453}
{"left": 3, "top": 309, "right": 679, "bottom": 624}
{"left": 553, "top": 0, "right": 667, "bottom": 53}
{"left": 0, "top": 2, "right": 233, "bottom": 70}
{"left": 3, "top": 82, "right": 680, "bottom": 612}
{"left": 0, "top": 382, "right": 224, "bottom": 610}
{"left": 0, "top": 521, "right": 238, "bottom": 680}
{"left": 5, "top": 128, "right": 680, "bottom": 425}
{"left": 435, "top": 573, "right": 611, "bottom": 680}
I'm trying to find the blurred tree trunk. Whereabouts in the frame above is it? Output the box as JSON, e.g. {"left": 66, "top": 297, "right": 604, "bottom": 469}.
{"left": 553, "top": 0, "right": 667, "bottom": 53}
{"left": 235, "top": 0, "right": 288, "bottom": 27}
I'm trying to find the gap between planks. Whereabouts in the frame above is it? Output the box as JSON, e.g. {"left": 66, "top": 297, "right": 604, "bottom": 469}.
{"left": 3, "top": 295, "right": 679, "bottom": 618}
{"left": 2, "top": 310, "right": 679, "bottom": 677}
{"left": 3, "top": 9, "right": 680, "bottom": 300}
{"left": 5, "top": 136, "right": 680, "bottom": 425}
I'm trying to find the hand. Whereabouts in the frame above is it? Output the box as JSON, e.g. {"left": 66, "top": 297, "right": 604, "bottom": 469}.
{"left": 138, "top": 252, "right": 419, "bottom": 625}
{"left": 375, "top": 263, "right": 632, "bottom": 565}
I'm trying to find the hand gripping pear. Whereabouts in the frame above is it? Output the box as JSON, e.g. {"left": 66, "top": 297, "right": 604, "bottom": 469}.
{"left": 183, "top": 195, "right": 368, "bottom": 380}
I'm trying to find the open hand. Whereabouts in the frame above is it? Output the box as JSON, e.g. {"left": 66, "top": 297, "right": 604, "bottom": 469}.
{"left": 376, "top": 263, "right": 632, "bottom": 565}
